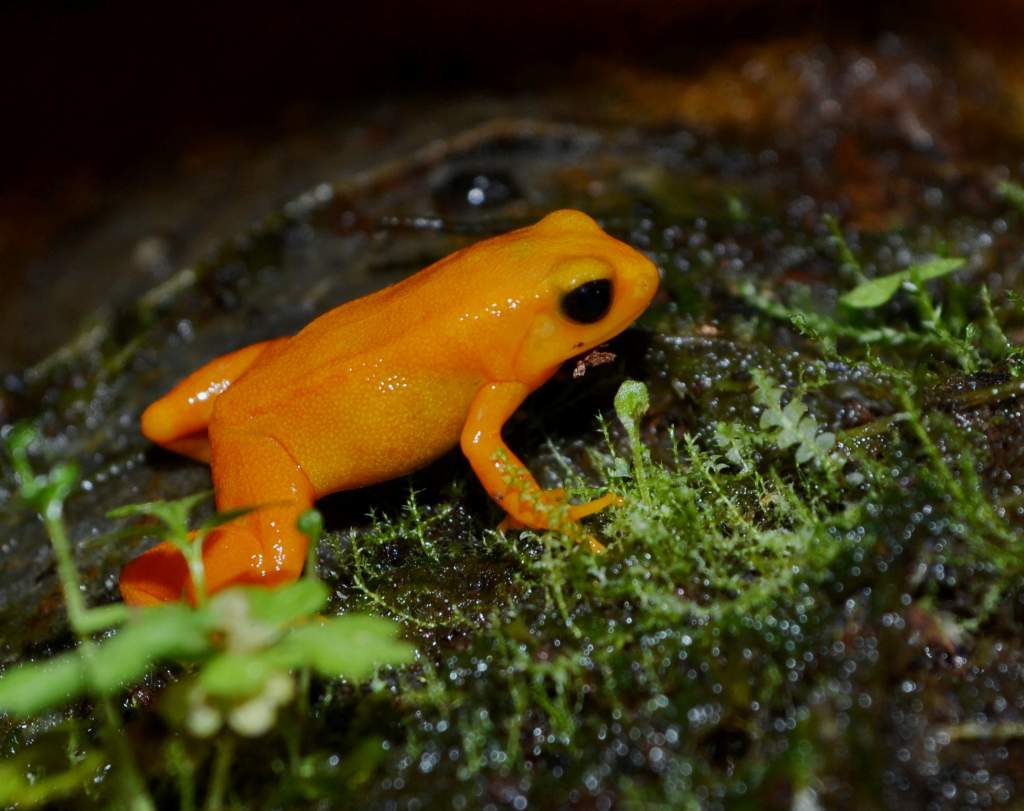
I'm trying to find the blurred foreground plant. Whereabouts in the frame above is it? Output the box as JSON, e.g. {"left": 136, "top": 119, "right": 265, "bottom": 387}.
{"left": 0, "top": 426, "right": 414, "bottom": 810}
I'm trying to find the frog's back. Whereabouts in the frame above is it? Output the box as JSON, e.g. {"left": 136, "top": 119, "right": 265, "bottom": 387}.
{"left": 213, "top": 244, "right": 484, "bottom": 421}
{"left": 212, "top": 211, "right": 617, "bottom": 424}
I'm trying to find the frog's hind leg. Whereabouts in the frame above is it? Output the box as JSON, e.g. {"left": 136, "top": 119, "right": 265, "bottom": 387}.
{"left": 141, "top": 338, "right": 288, "bottom": 463}
{"left": 120, "top": 429, "right": 315, "bottom": 605}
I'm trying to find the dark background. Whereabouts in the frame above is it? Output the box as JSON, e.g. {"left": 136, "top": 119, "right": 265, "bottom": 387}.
{"left": 1, "top": 0, "right": 1021, "bottom": 372}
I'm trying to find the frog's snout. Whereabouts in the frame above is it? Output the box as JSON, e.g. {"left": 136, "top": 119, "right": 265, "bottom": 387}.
{"left": 623, "top": 251, "right": 660, "bottom": 313}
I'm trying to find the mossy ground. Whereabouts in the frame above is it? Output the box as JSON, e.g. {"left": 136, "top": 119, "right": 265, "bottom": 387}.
{"left": 7, "top": 210, "right": 1024, "bottom": 811}
{"left": 5, "top": 44, "right": 1024, "bottom": 808}
{"left": 296, "top": 274, "right": 1024, "bottom": 809}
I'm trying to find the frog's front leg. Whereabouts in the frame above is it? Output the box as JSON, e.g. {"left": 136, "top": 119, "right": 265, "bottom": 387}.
{"left": 120, "top": 430, "right": 315, "bottom": 605}
{"left": 460, "top": 382, "right": 617, "bottom": 551}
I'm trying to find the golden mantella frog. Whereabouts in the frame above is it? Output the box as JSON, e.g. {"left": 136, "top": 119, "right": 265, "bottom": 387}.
{"left": 120, "top": 210, "right": 659, "bottom": 605}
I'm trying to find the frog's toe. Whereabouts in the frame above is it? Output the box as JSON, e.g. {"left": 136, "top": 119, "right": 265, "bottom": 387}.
{"left": 496, "top": 489, "right": 613, "bottom": 554}
{"left": 497, "top": 514, "right": 524, "bottom": 532}
{"left": 567, "top": 492, "right": 622, "bottom": 521}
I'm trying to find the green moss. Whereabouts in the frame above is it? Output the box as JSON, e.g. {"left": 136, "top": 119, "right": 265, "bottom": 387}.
{"left": 316, "top": 349, "right": 1022, "bottom": 807}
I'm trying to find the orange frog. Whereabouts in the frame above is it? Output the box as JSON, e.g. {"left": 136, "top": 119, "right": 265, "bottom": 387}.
{"left": 120, "top": 210, "right": 659, "bottom": 605}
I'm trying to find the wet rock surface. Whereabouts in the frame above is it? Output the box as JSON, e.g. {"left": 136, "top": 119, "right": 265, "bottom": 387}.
{"left": 4, "top": 31, "right": 1024, "bottom": 811}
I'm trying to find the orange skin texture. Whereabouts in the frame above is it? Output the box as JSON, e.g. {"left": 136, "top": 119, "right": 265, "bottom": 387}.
{"left": 120, "top": 210, "right": 659, "bottom": 605}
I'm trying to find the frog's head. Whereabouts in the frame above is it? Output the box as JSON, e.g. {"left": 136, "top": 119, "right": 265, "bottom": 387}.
{"left": 506, "top": 210, "right": 659, "bottom": 387}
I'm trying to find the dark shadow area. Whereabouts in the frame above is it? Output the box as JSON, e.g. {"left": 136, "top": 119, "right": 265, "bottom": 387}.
{"left": 5, "top": 0, "right": 1021, "bottom": 373}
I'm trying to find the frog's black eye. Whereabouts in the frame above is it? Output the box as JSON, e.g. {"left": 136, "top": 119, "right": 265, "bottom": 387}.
{"left": 560, "top": 279, "right": 613, "bottom": 324}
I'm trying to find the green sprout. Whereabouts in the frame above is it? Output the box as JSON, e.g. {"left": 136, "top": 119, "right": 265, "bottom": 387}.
{"left": 823, "top": 213, "right": 866, "bottom": 284}
{"left": 751, "top": 370, "right": 837, "bottom": 467}
{"left": 839, "top": 257, "right": 964, "bottom": 309}
{"left": 108, "top": 493, "right": 253, "bottom": 606}
{"left": 0, "top": 429, "right": 414, "bottom": 809}
{"left": 997, "top": 179, "right": 1024, "bottom": 214}
{"left": 613, "top": 379, "right": 652, "bottom": 503}
{"left": 3, "top": 425, "right": 154, "bottom": 811}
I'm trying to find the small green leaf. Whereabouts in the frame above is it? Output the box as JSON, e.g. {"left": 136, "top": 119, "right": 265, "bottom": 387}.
{"left": 47, "top": 462, "right": 79, "bottom": 498}
{"left": 839, "top": 274, "right": 906, "bottom": 309}
{"left": 714, "top": 423, "right": 754, "bottom": 473}
{"left": 908, "top": 257, "right": 967, "bottom": 282}
{"left": 198, "top": 612, "right": 410, "bottom": 696}
{"left": 283, "top": 615, "right": 414, "bottom": 681}
{"left": 816, "top": 432, "right": 837, "bottom": 452}
{"left": 88, "top": 605, "right": 213, "bottom": 693}
{"left": 5, "top": 423, "right": 37, "bottom": 456}
{"left": 108, "top": 492, "right": 212, "bottom": 540}
{"left": 200, "top": 651, "right": 278, "bottom": 698}
{"left": 752, "top": 371, "right": 836, "bottom": 467}
{"left": 5, "top": 425, "right": 80, "bottom": 514}
{"left": 794, "top": 443, "right": 812, "bottom": 465}
{"left": 725, "top": 194, "right": 747, "bottom": 222}
{"left": 997, "top": 179, "right": 1024, "bottom": 214}
{"left": 0, "top": 652, "right": 86, "bottom": 716}
{"left": 107, "top": 491, "right": 210, "bottom": 521}
{"left": 76, "top": 603, "right": 132, "bottom": 634}
{"left": 241, "top": 580, "right": 329, "bottom": 625}
{"left": 752, "top": 370, "right": 783, "bottom": 412}
{"left": 840, "top": 258, "right": 965, "bottom": 309}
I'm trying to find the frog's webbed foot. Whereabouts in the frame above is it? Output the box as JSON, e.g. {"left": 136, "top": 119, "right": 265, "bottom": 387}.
{"left": 496, "top": 488, "right": 619, "bottom": 552}
{"left": 494, "top": 487, "right": 621, "bottom": 525}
